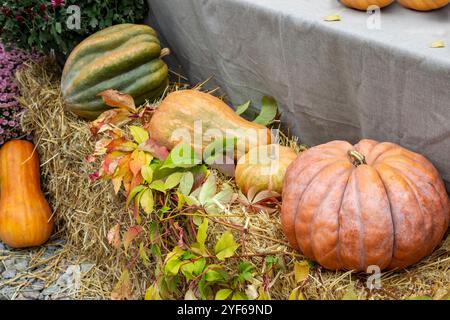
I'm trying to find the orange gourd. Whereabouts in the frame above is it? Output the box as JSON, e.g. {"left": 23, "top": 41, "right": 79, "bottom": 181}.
{"left": 148, "top": 90, "right": 272, "bottom": 158}
{"left": 236, "top": 144, "right": 297, "bottom": 195}
{"left": 0, "top": 140, "right": 53, "bottom": 248}
{"left": 281, "top": 139, "right": 450, "bottom": 271}
{"left": 397, "top": 0, "right": 449, "bottom": 10}
{"left": 340, "top": 0, "right": 395, "bottom": 10}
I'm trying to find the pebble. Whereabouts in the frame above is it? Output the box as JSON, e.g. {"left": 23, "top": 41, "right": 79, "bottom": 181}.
{"left": 1, "top": 269, "right": 16, "bottom": 279}
{"left": 22, "top": 290, "right": 40, "bottom": 300}
{"left": 40, "top": 284, "right": 60, "bottom": 297}
{"left": 0, "top": 240, "right": 96, "bottom": 300}
{"left": 0, "top": 286, "right": 16, "bottom": 300}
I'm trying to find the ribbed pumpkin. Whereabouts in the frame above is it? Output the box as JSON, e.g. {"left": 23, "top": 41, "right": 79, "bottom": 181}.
{"left": 236, "top": 145, "right": 297, "bottom": 195}
{"left": 148, "top": 90, "right": 272, "bottom": 158}
{"left": 0, "top": 140, "right": 54, "bottom": 248}
{"left": 61, "top": 24, "right": 169, "bottom": 120}
{"left": 340, "top": 0, "right": 395, "bottom": 10}
{"left": 397, "top": 0, "right": 449, "bottom": 10}
{"left": 281, "top": 139, "right": 450, "bottom": 271}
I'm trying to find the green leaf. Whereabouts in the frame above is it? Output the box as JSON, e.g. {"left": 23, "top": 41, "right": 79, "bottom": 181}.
{"left": 203, "top": 137, "right": 237, "bottom": 164}
{"left": 235, "top": 101, "right": 251, "bottom": 115}
{"left": 199, "top": 175, "right": 217, "bottom": 205}
{"left": 126, "top": 185, "right": 146, "bottom": 207}
{"left": 140, "top": 188, "right": 154, "bottom": 215}
{"left": 151, "top": 244, "right": 162, "bottom": 257}
{"left": 197, "top": 219, "right": 208, "bottom": 246}
{"left": 149, "top": 180, "right": 167, "bottom": 193}
{"left": 161, "top": 144, "right": 201, "bottom": 169}
{"left": 215, "top": 288, "right": 233, "bottom": 300}
{"left": 165, "top": 172, "right": 184, "bottom": 190}
{"left": 180, "top": 262, "right": 196, "bottom": 281}
{"left": 149, "top": 221, "right": 158, "bottom": 243}
{"left": 193, "top": 258, "right": 207, "bottom": 275}
{"left": 232, "top": 291, "right": 248, "bottom": 300}
{"left": 205, "top": 270, "right": 224, "bottom": 282}
{"left": 253, "top": 96, "right": 278, "bottom": 126}
{"left": 139, "top": 242, "right": 150, "bottom": 267}
{"left": 215, "top": 231, "right": 240, "bottom": 261}
{"left": 141, "top": 164, "right": 153, "bottom": 184}
{"left": 193, "top": 215, "right": 203, "bottom": 226}
{"left": 179, "top": 172, "right": 194, "bottom": 195}
{"left": 129, "top": 126, "right": 149, "bottom": 144}
{"left": 55, "top": 22, "right": 62, "bottom": 34}
{"left": 164, "top": 257, "right": 183, "bottom": 276}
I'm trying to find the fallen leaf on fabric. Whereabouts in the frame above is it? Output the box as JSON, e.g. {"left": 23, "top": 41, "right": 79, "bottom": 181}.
{"left": 324, "top": 14, "right": 341, "bottom": 22}
{"left": 431, "top": 40, "right": 445, "bottom": 48}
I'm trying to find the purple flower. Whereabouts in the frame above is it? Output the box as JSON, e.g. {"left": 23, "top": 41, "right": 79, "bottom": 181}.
{"left": 51, "top": 0, "right": 65, "bottom": 8}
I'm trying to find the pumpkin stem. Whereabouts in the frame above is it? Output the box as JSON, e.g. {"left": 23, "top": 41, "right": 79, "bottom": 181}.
{"left": 348, "top": 150, "right": 366, "bottom": 167}
{"left": 160, "top": 48, "right": 171, "bottom": 59}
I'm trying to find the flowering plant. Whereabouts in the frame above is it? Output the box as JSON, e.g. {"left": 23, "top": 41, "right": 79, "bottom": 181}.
{"left": 0, "top": 42, "right": 40, "bottom": 145}
{"left": 0, "top": 0, "right": 148, "bottom": 56}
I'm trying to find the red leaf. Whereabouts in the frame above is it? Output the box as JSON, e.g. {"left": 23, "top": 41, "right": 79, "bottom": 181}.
{"left": 98, "top": 89, "right": 136, "bottom": 112}
{"left": 106, "top": 137, "right": 136, "bottom": 153}
{"left": 123, "top": 225, "right": 143, "bottom": 251}
{"left": 89, "top": 171, "right": 100, "bottom": 182}
{"left": 139, "top": 138, "right": 169, "bottom": 160}
{"left": 89, "top": 109, "right": 132, "bottom": 135}
{"left": 107, "top": 224, "right": 121, "bottom": 249}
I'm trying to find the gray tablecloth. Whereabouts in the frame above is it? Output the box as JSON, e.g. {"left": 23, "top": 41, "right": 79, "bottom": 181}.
{"left": 147, "top": 0, "right": 450, "bottom": 185}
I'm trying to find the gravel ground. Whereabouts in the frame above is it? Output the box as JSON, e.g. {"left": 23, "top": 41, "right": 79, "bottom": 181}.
{"left": 0, "top": 240, "right": 97, "bottom": 300}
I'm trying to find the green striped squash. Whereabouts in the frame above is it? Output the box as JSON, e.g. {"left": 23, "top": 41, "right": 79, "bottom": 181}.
{"left": 61, "top": 24, "right": 169, "bottom": 120}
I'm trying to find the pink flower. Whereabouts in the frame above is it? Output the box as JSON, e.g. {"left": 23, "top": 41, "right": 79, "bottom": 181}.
{"left": 51, "top": 0, "right": 65, "bottom": 8}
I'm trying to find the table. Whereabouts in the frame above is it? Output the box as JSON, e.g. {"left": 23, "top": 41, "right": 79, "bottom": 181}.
{"left": 147, "top": 0, "right": 450, "bottom": 186}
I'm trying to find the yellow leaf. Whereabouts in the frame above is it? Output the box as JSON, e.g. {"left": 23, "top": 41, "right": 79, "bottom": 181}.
{"left": 129, "top": 125, "right": 149, "bottom": 144}
{"left": 145, "top": 284, "right": 161, "bottom": 300}
{"left": 112, "top": 176, "right": 122, "bottom": 194}
{"left": 288, "top": 287, "right": 306, "bottom": 300}
{"left": 324, "top": 14, "right": 341, "bottom": 22}
{"left": 294, "top": 261, "right": 310, "bottom": 283}
{"left": 140, "top": 188, "right": 154, "bottom": 215}
{"left": 257, "top": 287, "right": 271, "bottom": 300}
{"left": 431, "top": 40, "right": 445, "bottom": 48}
{"left": 342, "top": 285, "right": 358, "bottom": 300}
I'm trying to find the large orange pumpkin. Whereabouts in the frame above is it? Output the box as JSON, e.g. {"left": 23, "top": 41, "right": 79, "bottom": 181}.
{"left": 397, "top": 0, "right": 449, "bottom": 10}
{"left": 236, "top": 144, "right": 297, "bottom": 195}
{"left": 339, "top": 0, "right": 395, "bottom": 10}
{"left": 0, "top": 140, "right": 53, "bottom": 248}
{"left": 281, "top": 139, "right": 449, "bottom": 271}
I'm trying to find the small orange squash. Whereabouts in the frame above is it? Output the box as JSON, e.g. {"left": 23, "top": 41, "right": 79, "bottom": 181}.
{"left": 148, "top": 90, "right": 272, "bottom": 158}
{"left": 236, "top": 144, "right": 297, "bottom": 195}
{"left": 281, "top": 139, "right": 450, "bottom": 271}
{"left": 340, "top": 0, "right": 395, "bottom": 10}
{"left": 0, "top": 140, "right": 53, "bottom": 248}
{"left": 397, "top": 0, "right": 449, "bottom": 10}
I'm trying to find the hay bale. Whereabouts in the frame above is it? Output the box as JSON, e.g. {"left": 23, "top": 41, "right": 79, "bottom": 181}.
{"left": 16, "top": 58, "right": 450, "bottom": 300}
